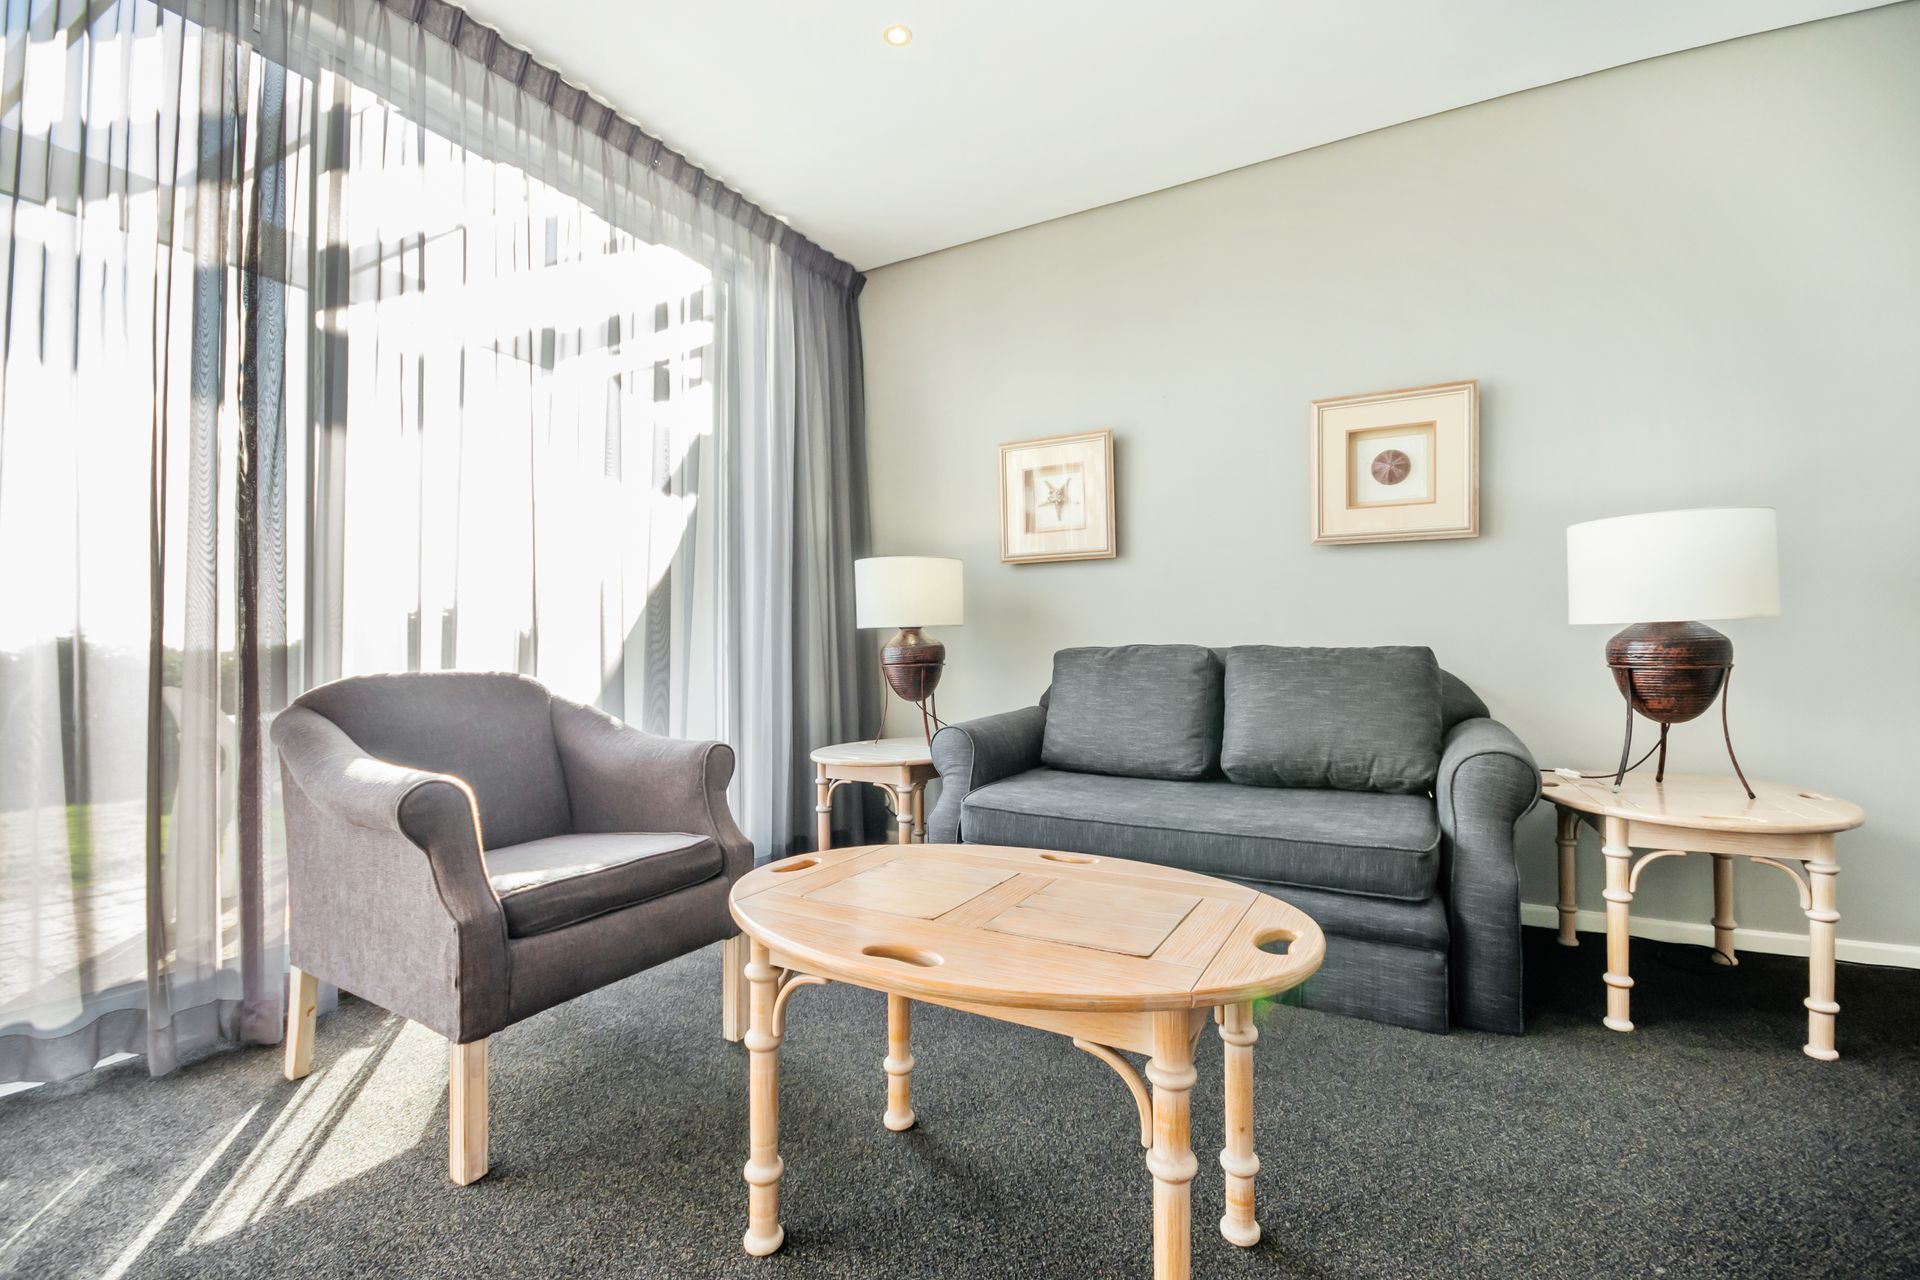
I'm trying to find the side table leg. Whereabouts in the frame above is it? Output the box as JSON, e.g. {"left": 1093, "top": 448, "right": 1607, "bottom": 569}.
{"left": 884, "top": 994, "right": 916, "bottom": 1131}
{"left": 1804, "top": 854, "right": 1841, "bottom": 1061}
{"left": 1218, "top": 1002, "right": 1260, "bottom": 1248}
{"left": 911, "top": 784, "right": 925, "bottom": 844}
{"left": 1146, "top": 1011, "right": 1197, "bottom": 1280}
{"left": 1711, "top": 853, "right": 1739, "bottom": 967}
{"left": 893, "top": 783, "right": 913, "bottom": 845}
{"left": 743, "top": 941, "right": 786, "bottom": 1256}
{"left": 814, "top": 764, "right": 832, "bottom": 853}
{"left": 1555, "top": 807, "right": 1580, "bottom": 947}
{"left": 1602, "top": 817, "right": 1635, "bottom": 1033}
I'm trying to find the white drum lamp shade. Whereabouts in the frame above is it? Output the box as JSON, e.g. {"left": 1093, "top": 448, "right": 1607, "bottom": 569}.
{"left": 1566, "top": 508, "right": 1780, "bottom": 626}
{"left": 855, "top": 557, "right": 964, "bottom": 628}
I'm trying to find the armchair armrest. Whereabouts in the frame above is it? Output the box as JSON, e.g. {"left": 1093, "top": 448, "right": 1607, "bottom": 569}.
{"left": 926, "top": 705, "right": 1048, "bottom": 843}
{"left": 274, "top": 705, "right": 475, "bottom": 837}
{"left": 549, "top": 697, "right": 754, "bottom": 883}
{"left": 1435, "top": 716, "right": 1540, "bottom": 1035}
{"left": 271, "top": 706, "right": 509, "bottom": 1041}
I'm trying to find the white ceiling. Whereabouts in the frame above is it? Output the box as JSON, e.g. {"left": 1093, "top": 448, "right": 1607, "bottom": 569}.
{"left": 455, "top": 0, "right": 1896, "bottom": 270}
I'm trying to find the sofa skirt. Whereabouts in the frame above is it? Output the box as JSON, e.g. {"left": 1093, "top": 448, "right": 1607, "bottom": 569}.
{"left": 1289, "top": 933, "right": 1450, "bottom": 1034}
{"left": 1225, "top": 878, "right": 1451, "bottom": 1033}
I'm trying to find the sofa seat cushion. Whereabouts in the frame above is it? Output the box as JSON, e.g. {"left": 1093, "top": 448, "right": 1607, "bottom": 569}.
{"left": 960, "top": 769, "right": 1440, "bottom": 901}
{"left": 1041, "top": 644, "right": 1223, "bottom": 781}
{"left": 487, "top": 832, "right": 722, "bottom": 937}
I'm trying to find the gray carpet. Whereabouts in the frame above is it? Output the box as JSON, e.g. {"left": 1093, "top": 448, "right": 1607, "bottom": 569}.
{"left": 2, "top": 928, "right": 1916, "bottom": 1279}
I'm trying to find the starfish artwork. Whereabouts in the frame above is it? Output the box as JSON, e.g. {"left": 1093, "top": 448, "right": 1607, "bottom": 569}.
{"left": 1040, "top": 476, "right": 1072, "bottom": 516}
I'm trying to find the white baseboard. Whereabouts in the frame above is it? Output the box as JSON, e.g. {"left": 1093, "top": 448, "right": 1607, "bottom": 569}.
{"left": 1519, "top": 903, "right": 1920, "bottom": 970}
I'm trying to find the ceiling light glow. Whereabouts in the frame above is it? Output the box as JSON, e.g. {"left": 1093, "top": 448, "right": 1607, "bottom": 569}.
{"left": 882, "top": 24, "right": 912, "bottom": 47}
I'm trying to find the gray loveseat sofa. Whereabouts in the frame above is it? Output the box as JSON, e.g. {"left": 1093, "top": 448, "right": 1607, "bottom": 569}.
{"left": 927, "top": 645, "right": 1539, "bottom": 1034}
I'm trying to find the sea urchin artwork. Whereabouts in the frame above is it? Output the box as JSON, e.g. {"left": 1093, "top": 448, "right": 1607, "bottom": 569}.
{"left": 1370, "top": 448, "right": 1412, "bottom": 486}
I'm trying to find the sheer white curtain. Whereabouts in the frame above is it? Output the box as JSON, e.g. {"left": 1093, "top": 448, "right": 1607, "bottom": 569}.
{"left": 0, "top": 0, "right": 872, "bottom": 1086}
{"left": 0, "top": 0, "right": 304, "bottom": 1082}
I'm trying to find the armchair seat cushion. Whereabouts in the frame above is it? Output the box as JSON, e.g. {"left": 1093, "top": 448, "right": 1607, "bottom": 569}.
{"left": 960, "top": 768, "right": 1440, "bottom": 901}
{"left": 487, "top": 832, "right": 723, "bottom": 938}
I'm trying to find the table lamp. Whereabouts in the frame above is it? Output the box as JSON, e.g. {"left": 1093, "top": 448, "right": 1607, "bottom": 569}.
{"left": 1566, "top": 507, "right": 1779, "bottom": 798}
{"left": 855, "top": 556, "right": 964, "bottom": 742}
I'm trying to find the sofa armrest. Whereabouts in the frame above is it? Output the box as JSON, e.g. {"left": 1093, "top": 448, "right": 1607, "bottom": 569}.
{"left": 1435, "top": 716, "right": 1540, "bottom": 1035}
{"left": 926, "top": 705, "right": 1048, "bottom": 843}
{"left": 271, "top": 706, "right": 510, "bottom": 1041}
{"left": 549, "top": 697, "right": 754, "bottom": 884}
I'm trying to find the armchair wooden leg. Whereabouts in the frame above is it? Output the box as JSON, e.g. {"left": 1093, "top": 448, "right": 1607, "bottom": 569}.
{"left": 449, "top": 1039, "right": 490, "bottom": 1185}
{"left": 284, "top": 966, "right": 318, "bottom": 1081}
{"left": 723, "top": 934, "right": 750, "bottom": 1043}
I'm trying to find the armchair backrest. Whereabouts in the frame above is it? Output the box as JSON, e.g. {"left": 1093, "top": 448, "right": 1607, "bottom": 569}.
{"left": 293, "top": 671, "right": 572, "bottom": 849}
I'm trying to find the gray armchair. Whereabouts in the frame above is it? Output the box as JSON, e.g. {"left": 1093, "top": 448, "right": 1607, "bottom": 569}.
{"left": 271, "top": 671, "right": 753, "bottom": 1185}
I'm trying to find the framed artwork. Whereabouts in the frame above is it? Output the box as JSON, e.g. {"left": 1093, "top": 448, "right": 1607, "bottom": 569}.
{"left": 1309, "top": 380, "right": 1478, "bottom": 545}
{"left": 999, "top": 429, "right": 1116, "bottom": 564}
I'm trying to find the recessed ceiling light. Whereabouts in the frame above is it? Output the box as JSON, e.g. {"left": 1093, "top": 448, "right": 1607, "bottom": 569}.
{"left": 882, "top": 24, "right": 912, "bottom": 47}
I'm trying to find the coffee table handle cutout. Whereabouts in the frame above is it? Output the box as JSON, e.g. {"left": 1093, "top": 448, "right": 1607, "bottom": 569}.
{"left": 861, "top": 943, "right": 944, "bottom": 968}
{"left": 1253, "top": 926, "right": 1297, "bottom": 957}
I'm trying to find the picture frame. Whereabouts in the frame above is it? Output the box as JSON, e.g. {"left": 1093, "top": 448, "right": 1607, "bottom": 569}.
{"left": 998, "top": 429, "right": 1117, "bottom": 564}
{"left": 1309, "top": 380, "right": 1478, "bottom": 545}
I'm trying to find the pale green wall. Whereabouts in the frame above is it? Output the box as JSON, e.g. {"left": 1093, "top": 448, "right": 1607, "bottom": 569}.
{"left": 859, "top": 4, "right": 1920, "bottom": 950}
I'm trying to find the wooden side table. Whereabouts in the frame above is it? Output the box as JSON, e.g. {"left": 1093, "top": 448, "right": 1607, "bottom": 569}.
{"left": 810, "top": 738, "right": 938, "bottom": 850}
{"left": 1540, "top": 771, "right": 1864, "bottom": 1060}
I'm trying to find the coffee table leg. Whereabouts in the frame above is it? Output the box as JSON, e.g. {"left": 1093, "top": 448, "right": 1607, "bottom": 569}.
{"left": 884, "top": 994, "right": 916, "bottom": 1131}
{"left": 1217, "top": 1002, "right": 1260, "bottom": 1247}
{"left": 742, "top": 940, "right": 786, "bottom": 1256}
{"left": 1601, "top": 817, "right": 1635, "bottom": 1033}
{"left": 1804, "top": 852, "right": 1841, "bottom": 1061}
{"left": 1146, "top": 1011, "right": 1197, "bottom": 1280}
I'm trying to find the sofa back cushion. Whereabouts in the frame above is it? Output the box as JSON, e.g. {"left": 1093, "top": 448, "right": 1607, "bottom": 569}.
{"left": 1041, "top": 645, "right": 1223, "bottom": 781}
{"left": 1439, "top": 669, "right": 1489, "bottom": 727}
{"left": 1219, "top": 646, "right": 1442, "bottom": 794}
{"left": 294, "top": 671, "right": 573, "bottom": 848}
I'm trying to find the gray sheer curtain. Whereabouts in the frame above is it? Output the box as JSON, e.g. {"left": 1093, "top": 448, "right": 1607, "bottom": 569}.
{"left": 0, "top": 0, "right": 872, "bottom": 1087}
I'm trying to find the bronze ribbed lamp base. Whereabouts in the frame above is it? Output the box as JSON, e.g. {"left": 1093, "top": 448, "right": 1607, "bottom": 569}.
{"left": 880, "top": 627, "right": 945, "bottom": 743}
{"left": 1604, "top": 620, "right": 1753, "bottom": 798}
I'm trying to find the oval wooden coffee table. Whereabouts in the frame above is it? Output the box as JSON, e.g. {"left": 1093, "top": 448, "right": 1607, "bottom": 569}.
{"left": 730, "top": 842, "right": 1325, "bottom": 1279}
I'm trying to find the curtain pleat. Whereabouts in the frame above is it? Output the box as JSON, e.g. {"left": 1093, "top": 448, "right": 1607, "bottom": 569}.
{"left": 0, "top": 0, "right": 871, "bottom": 1087}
